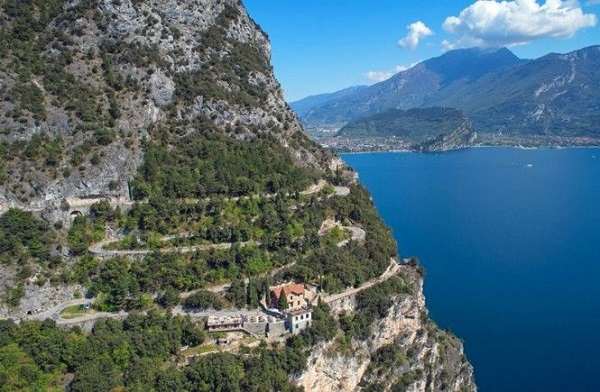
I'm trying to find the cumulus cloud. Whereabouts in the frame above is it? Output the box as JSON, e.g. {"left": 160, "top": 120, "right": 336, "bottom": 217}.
{"left": 443, "top": 0, "right": 597, "bottom": 48}
{"left": 365, "top": 63, "right": 420, "bottom": 83}
{"left": 398, "top": 21, "right": 434, "bottom": 49}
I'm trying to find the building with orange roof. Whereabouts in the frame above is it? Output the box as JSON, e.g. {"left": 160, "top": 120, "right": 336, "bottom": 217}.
{"left": 270, "top": 282, "right": 306, "bottom": 311}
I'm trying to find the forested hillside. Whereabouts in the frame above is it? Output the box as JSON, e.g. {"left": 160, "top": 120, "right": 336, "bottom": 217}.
{"left": 338, "top": 107, "right": 470, "bottom": 142}
{"left": 0, "top": 1, "right": 475, "bottom": 391}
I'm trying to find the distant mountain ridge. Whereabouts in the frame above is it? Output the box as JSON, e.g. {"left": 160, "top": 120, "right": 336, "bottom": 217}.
{"left": 294, "top": 47, "right": 523, "bottom": 129}
{"left": 290, "top": 85, "right": 368, "bottom": 119}
{"left": 293, "top": 45, "right": 600, "bottom": 141}
{"left": 427, "top": 45, "right": 600, "bottom": 137}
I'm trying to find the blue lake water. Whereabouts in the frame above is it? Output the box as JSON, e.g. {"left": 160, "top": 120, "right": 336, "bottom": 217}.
{"left": 343, "top": 148, "right": 600, "bottom": 392}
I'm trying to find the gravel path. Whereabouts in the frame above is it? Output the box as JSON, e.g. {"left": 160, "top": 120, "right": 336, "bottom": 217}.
{"left": 322, "top": 259, "right": 400, "bottom": 304}
{"left": 89, "top": 240, "right": 259, "bottom": 258}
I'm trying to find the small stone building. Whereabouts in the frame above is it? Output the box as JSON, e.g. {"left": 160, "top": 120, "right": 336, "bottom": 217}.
{"left": 286, "top": 308, "right": 312, "bottom": 334}
{"left": 269, "top": 282, "right": 313, "bottom": 334}
{"left": 270, "top": 283, "right": 307, "bottom": 311}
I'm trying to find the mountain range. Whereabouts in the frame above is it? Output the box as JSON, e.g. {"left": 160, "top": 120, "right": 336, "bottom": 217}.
{"left": 290, "top": 85, "right": 368, "bottom": 117}
{"left": 292, "top": 45, "right": 600, "bottom": 143}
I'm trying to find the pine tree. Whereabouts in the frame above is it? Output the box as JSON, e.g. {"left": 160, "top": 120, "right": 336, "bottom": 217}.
{"left": 277, "top": 292, "right": 288, "bottom": 310}
{"left": 246, "top": 279, "right": 259, "bottom": 308}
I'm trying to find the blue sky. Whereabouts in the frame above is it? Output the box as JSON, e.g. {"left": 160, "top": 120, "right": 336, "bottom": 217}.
{"left": 244, "top": 0, "right": 600, "bottom": 102}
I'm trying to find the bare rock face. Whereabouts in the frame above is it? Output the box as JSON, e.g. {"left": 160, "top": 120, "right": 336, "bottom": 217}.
{"left": 149, "top": 71, "right": 175, "bottom": 107}
{"left": 0, "top": 0, "right": 329, "bottom": 209}
{"left": 0, "top": 264, "right": 83, "bottom": 319}
{"left": 296, "top": 267, "right": 476, "bottom": 392}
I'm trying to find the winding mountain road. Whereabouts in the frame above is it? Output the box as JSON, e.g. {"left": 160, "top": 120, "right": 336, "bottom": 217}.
{"left": 15, "top": 259, "right": 400, "bottom": 328}
{"left": 6, "top": 181, "right": 355, "bottom": 327}
{"left": 322, "top": 258, "right": 401, "bottom": 305}
{"left": 89, "top": 239, "right": 259, "bottom": 258}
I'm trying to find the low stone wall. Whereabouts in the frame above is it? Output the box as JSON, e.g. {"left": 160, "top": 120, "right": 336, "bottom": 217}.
{"left": 244, "top": 321, "right": 268, "bottom": 336}
{"left": 267, "top": 320, "right": 287, "bottom": 338}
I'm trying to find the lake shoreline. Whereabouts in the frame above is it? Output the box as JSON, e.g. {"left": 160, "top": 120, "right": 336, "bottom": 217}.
{"left": 339, "top": 143, "right": 600, "bottom": 155}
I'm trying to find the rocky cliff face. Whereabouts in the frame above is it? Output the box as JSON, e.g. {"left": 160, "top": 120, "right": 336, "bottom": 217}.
{"left": 1, "top": 1, "right": 476, "bottom": 390}
{"left": 297, "top": 265, "right": 475, "bottom": 392}
{"left": 0, "top": 0, "right": 328, "bottom": 211}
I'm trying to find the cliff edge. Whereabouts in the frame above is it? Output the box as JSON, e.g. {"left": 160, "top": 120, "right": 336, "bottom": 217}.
{"left": 0, "top": 1, "right": 475, "bottom": 390}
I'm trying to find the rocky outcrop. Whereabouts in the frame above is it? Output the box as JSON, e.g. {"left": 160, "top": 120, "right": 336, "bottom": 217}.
{"left": 414, "top": 121, "right": 478, "bottom": 153}
{"left": 0, "top": 264, "right": 84, "bottom": 319}
{"left": 296, "top": 266, "right": 476, "bottom": 392}
{"left": 0, "top": 0, "right": 330, "bottom": 209}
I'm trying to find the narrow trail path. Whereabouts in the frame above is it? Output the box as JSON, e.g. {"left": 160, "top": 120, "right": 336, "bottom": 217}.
{"left": 319, "top": 218, "right": 367, "bottom": 247}
{"left": 56, "top": 311, "right": 128, "bottom": 326}
{"left": 89, "top": 239, "right": 259, "bottom": 258}
{"left": 181, "top": 261, "right": 297, "bottom": 298}
{"left": 87, "top": 180, "right": 351, "bottom": 258}
{"left": 322, "top": 259, "right": 400, "bottom": 304}
{"left": 336, "top": 225, "right": 367, "bottom": 247}
{"left": 25, "top": 298, "right": 93, "bottom": 322}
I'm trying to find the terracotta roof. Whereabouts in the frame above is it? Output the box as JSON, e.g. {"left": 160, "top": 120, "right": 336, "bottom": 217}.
{"left": 271, "top": 283, "right": 304, "bottom": 299}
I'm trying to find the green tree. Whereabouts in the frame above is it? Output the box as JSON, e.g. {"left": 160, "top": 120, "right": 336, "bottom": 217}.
{"left": 227, "top": 278, "right": 246, "bottom": 308}
{"left": 277, "top": 292, "right": 289, "bottom": 310}
{"left": 157, "top": 288, "right": 180, "bottom": 308}
{"left": 0, "top": 343, "right": 61, "bottom": 391}
{"left": 0, "top": 208, "right": 53, "bottom": 263}
{"left": 183, "top": 291, "right": 224, "bottom": 311}
{"left": 183, "top": 353, "right": 243, "bottom": 392}
{"left": 246, "top": 279, "right": 260, "bottom": 308}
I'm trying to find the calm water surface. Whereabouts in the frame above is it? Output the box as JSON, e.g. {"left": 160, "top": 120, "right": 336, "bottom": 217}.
{"left": 343, "top": 148, "right": 600, "bottom": 392}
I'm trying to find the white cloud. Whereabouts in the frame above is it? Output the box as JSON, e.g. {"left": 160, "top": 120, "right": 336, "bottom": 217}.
{"left": 443, "top": 0, "right": 597, "bottom": 48}
{"left": 441, "top": 39, "right": 456, "bottom": 51}
{"left": 365, "top": 63, "right": 420, "bottom": 83}
{"left": 365, "top": 70, "right": 396, "bottom": 83}
{"left": 398, "top": 21, "right": 434, "bottom": 49}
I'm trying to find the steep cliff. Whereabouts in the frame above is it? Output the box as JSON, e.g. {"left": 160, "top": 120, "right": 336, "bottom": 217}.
{"left": 0, "top": 1, "right": 475, "bottom": 390}
{"left": 0, "top": 0, "right": 328, "bottom": 211}
{"left": 297, "top": 265, "right": 475, "bottom": 392}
